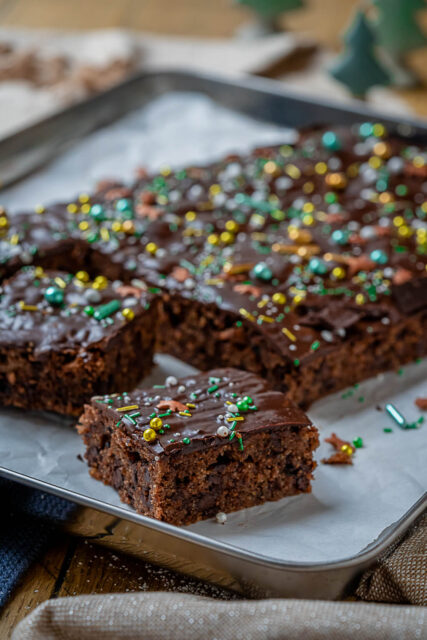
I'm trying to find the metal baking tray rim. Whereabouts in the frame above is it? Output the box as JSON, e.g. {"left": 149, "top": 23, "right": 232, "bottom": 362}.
{"left": 2, "top": 466, "right": 425, "bottom": 573}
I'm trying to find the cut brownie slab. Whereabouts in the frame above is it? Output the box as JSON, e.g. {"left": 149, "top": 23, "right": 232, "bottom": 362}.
{"left": 0, "top": 266, "right": 157, "bottom": 415}
{"left": 1, "top": 123, "right": 426, "bottom": 407}
{"left": 77, "top": 368, "right": 319, "bottom": 525}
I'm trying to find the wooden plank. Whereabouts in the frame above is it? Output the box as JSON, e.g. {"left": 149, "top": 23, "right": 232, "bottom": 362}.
{"left": 56, "top": 539, "right": 240, "bottom": 600}
{"left": 0, "top": 536, "right": 70, "bottom": 639}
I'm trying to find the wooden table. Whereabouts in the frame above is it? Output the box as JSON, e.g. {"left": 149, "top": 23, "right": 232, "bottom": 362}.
{"left": 1, "top": 1, "right": 427, "bottom": 636}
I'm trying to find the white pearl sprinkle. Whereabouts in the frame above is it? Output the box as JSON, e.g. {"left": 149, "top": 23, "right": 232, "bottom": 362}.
{"left": 216, "top": 426, "right": 229, "bottom": 438}
{"left": 165, "top": 376, "right": 178, "bottom": 387}
{"left": 227, "top": 404, "right": 238, "bottom": 413}
{"left": 177, "top": 385, "right": 186, "bottom": 394}
{"left": 216, "top": 511, "right": 227, "bottom": 524}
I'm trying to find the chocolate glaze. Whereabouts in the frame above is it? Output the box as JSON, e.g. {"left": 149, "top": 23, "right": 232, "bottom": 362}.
{"left": 90, "top": 368, "right": 313, "bottom": 457}
{"left": 0, "top": 266, "right": 153, "bottom": 356}
{"left": 1, "top": 124, "right": 426, "bottom": 367}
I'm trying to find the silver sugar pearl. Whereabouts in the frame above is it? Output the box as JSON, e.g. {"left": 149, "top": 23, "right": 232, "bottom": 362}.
{"left": 216, "top": 426, "right": 230, "bottom": 438}
{"left": 216, "top": 511, "right": 227, "bottom": 524}
{"left": 165, "top": 376, "right": 178, "bottom": 387}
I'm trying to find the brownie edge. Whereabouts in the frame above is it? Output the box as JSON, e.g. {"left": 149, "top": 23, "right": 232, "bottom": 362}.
{"left": 77, "top": 368, "right": 319, "bottom": 525}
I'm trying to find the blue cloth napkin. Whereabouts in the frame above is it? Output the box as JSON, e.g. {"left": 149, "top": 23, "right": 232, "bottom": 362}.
{"left": 0, "top": 478, "right": 75, "bottom": 608}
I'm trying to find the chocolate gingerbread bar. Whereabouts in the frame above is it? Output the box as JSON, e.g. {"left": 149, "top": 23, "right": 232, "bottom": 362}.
{"left": 1, "top": 123, "right": 426, "bottom": 407}
{"left": 0, "top": 266, "right": 157, "bottom": 415}
{"left": 77, "top": 368, "right": 319, "bottom": 525}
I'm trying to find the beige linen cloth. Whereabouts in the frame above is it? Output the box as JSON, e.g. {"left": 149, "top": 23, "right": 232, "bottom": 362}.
{"left": 13, "top": 512, "right": 427, "bottom": 639}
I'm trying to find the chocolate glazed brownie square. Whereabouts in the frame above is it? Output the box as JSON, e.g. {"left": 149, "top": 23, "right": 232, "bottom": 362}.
{"left": 0, "top": 267, "right": 157, "bottom": 415}
{"left": 77, "top": 368, "right": 319, "bottom": 525}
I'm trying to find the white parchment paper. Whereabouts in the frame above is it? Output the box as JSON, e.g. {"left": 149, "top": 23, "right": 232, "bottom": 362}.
{"left": 0, "top": 93, "right": 426, "bottom": 563}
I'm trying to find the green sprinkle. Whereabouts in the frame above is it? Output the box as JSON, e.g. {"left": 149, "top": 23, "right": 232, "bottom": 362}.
{"left": 358, "top": 396, "right": 365, "bottom": 403}
{"left": 385, "top": 403, "right": 406, "bottom": 428}
{"left": 383, "top": 428, "right": 393, "bottom": 433}
{"left": 310, "top": 341, "right": 320, "bottom": 351}
{"left": 182, "top": 437, "right": 191, "bottom": 445}
{"left": 158, "top": 411, "right": 172, "bottom": 418}
{"left": 164, "top": 423, "right": 171, "bottom": 429}
{"left": 294, "top": 359, "right": 300, "bottom": 367}
{"left": 353, "top": 437, "right": 363, "bottom": 448}
{"left": 84, "top": 305, "right": 94, "bottom": 316}
{"left": 208, "top": 385, "right": 218, "bottom": 393}
{"left": 238, "top": 436, "right": 244, "bottom": 451}
{"left": 229, "top": 431, "right": 236, "bottom": 441}
{"left": 93, "top": 299, "right": 120, "bottom": 321}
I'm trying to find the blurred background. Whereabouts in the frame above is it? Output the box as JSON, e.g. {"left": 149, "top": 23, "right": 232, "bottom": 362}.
{"left": 0, "top": 0, "right": 427, "bottom": 136}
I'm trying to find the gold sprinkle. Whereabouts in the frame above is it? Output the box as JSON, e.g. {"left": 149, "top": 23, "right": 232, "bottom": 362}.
{"left": 264, "top": 161, "right": 278, "bottom": 175}
{"left": 78, "top": 193, "right": 90, "bottom": 204}
{"left": 282, "top": 327, "right": 296, "bottom": 341}
{"left": 100, "top": 228, "right": 110, "bottom": 242}
{"left": 117, "top": 405, "right": 139, "bottom": 412}
{"left": 209, "top": 184, "right": 221, "bottom": 196}
{"left": 67, "top": 203, "right": 78, "bottom": 214}
{"left": 185, "top": 210, "right": 197, "bottom": 221}
{"left": 179, "top": 411, "right": 192, "bottom": 417}
{"left": 122, "top": 308, "right": 135, "bottom": 321}
{"left": 54, "top": 277, "right": 67, "bottom": 289}
{"left": 223, "top": 262, "right": 254, "bottom": 275}
{"left": 272, "top": 292, "right": 286, "bottom": 305}
{"left": 239, "top": 308, "right": 255, "bottom": 322}
{"left": 341, "top": 444, "right": 354, "bottom": 456}
{"left": 315, "top": 162, "right": 328, "bottom": 175}
{"left": 259, "top": 314, "right": 274, "bottom": 323}
{"left": 220, "top": 231, "right": 234, "bottom": 244}
{"left": 35, "top": 205, "right": 45, "bottom": 214}
{"left": 19, "top": 301, "right": 38, "bottom": 311}
{"left": 186, "top": 403, "right": 196, "bottom": 409}
{"left": 225, "top": 220, "right": 239, "bottom": 233}
{"left": 145, "top": 242, "right": 158, "bottom": 254}
{"left": 227, "top": 416, "right": 244, "bottom": 422}
{"left": 75, "top": 270, "right": 90, "bottom": 283}
{"left": 10, "top": 234, "right": 19, "bottom": 245}
{"left": 80, "top": 203, "right": 91, "bottom": 214}
{"left": 285, "top": 164, "right": 301, "bottom": 180}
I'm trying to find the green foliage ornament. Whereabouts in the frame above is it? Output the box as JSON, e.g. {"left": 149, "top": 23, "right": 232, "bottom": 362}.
{"left": 373, "top": 0, "right": 427, "bottom": 57}
{"left": 330, "top": 11, "right": 390, "bottom": 98}
{"left": 371, "top": 0, "right": 427, "bottom": 87}
{"left": 236, "top": 0, "right": 304, "bottom": 19}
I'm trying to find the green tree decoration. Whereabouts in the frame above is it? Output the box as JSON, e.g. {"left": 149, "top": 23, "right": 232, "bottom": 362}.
{"left": 371, "top": 0, "right": 427, "bottom": 86}
{"left": 330, "top": 11, "right": 390, "bottom": 99}
{"left": 235, "top": 0, "right": 305, "bottom": 35}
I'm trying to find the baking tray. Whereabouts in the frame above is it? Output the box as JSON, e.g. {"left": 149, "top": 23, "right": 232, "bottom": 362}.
{"left": 0, "top": 70, "right": 426, "bottom": 599}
